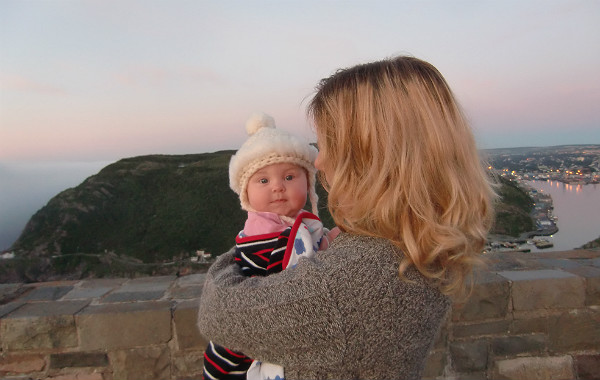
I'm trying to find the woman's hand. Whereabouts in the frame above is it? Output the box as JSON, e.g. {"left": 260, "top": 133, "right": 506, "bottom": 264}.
{"left": 319, "top": 226, "right": 341, "bottom": 250}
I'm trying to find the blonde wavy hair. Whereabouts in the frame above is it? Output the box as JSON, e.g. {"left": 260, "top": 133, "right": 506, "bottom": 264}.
{"left": 307, "top": 56, "right": 496, "bottom": 296}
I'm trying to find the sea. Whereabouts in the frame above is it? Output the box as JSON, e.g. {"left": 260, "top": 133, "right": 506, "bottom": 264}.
{"left": 0, "top": 160, "right": 113, "bottom": 251}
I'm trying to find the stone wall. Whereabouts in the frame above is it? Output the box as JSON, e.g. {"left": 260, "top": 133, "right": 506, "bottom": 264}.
{"left": 0, "top": 275, "right": 207, "bottom": 380}
{"left": 425, "top": 249, "right": 600, "bottom": 380}
{"left": 0, "top": 249, "right": 598, "bottom": 380}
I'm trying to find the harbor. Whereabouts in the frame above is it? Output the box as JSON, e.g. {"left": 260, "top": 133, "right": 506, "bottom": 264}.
{"left": 486, "top": 179, "right": 559, "bottom": 253}
{"left": 487, "top": 179, "right": 600, "bottom": 253}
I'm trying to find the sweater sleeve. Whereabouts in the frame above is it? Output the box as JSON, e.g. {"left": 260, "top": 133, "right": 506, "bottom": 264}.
{"left": 197, "top": 248, "right": 346, "bottom": 371}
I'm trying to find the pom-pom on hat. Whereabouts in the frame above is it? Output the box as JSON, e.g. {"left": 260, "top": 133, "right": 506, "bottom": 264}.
{"left": 229, "top": 112, "right": 319, "bottom": 216}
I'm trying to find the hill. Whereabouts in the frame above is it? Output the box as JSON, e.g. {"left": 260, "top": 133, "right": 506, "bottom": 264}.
{"left": 492, "top": 176, "right": 534, "bottom": 236}
{"left": 3, "top": 152, "right": 332, "bottom": 282}
{"left": 4, "top": 152, "right": 526, "bottom": 282}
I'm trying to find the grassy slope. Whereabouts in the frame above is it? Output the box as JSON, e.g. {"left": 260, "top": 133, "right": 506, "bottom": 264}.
{"left": 490, "top": 177, "right": 534, "bottom": 237}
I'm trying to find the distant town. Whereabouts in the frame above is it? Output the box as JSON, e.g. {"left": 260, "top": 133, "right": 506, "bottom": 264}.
{"left": 485, "top": 144, "right": 600, "bottom": 252}
{"left": 485, "top": 145, "right": 600, "bottom": 185}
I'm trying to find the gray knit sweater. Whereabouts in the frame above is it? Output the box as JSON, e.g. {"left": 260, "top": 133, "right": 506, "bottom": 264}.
{"left": 197, "top": 233, "right": 450, "bottom": 379}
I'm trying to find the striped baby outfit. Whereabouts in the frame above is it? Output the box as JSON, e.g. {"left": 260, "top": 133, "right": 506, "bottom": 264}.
{"left": 203, "top": 212, "right": 326, "bottom": 380}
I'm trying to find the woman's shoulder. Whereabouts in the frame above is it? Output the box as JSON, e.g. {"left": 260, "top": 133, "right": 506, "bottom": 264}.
{"left": 322, "top": 232, "right": 449, "bottom": 299}
{"left": 324, "top": 232, "right": 401, "bottom": 263}
{"left": 327, "top": 231, "right": 391, "bottom": 248}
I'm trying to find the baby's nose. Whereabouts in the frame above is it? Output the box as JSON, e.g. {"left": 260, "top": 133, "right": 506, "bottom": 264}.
{"left": 271, "top": 180, "right": 285, "bottom": 191}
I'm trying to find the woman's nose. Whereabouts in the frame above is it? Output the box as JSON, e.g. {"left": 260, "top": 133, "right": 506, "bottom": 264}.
{"left": 315, "top": 151, "right": 323, "bottom": 170}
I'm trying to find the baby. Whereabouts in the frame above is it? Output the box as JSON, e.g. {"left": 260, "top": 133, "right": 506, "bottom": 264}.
{"left": 203, "top": 113, "right": 334, "bottom": 380}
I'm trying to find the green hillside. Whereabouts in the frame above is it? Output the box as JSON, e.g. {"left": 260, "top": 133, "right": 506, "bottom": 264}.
{"left": 4, "top": 152, "right": 527, "bottom": 282}
{"left": 11, "top": 152, "right": 245, "bottom": 261}
{"left": 491, "top": 176, "right": 535, "bottom": 236}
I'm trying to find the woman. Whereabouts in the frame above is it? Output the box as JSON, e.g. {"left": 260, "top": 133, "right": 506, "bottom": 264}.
{"left": 197, "top": 56, "right": 495, "bottom": 379}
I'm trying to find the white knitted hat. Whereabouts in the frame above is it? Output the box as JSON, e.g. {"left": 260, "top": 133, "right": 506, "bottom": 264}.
{"left": 229, "top": 112, "right": 319, "bottom": 216}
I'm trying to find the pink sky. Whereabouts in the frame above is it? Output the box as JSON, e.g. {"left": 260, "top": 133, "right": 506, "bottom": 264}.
{"left": 1, "top": 0, "right": 599, "bottom": 162}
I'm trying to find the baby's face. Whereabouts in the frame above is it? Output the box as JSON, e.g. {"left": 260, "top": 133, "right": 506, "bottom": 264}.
{"left": 247, "top": 163, "right": 308, "bottom": 218}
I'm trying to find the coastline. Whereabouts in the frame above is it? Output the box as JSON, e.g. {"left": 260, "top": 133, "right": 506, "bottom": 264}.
{"left": 487, "top": 179, "right": 559, "bottom": 253}
{"left": 487, "top": 180, "right": 600, "bottom": 253}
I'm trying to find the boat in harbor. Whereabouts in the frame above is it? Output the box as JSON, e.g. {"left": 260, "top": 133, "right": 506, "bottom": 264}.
{"left": 533, "top": 238, "right": 554, "bottom": 249}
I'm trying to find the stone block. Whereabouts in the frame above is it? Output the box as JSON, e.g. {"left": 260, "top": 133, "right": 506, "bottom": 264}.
{"left": 511, "top": 315, "right": 550, "bottom": 335}
{"left": 169, "top": 285, "right": 203, "bottom": 300}
{"left": 120, "top": 276, "right": 175, "bottom": 291}
{"left": 0, "top": 353, "right": 46, "bottom": 374}
{"left": 137, "top": 275, "right": 176, "bottom": 282}
{"left": 486, "top": 252, "right": 545, "bottom": 271}
{"left": 2, "top": 315, "right": 78, "bottom": 351}
{"left": 492, "top": 356, "right": 574, "bottom": 380}
{"left": 19, "top": 285, "right": 73, "bottom": 301}
{"left": 422, "top": 349, "right": 446, "bottom": 379}
{"left": 499, "top": 270, "right": 585, "bottom": 310}
{"left": 431, "top": 321, "right": 449, "bottom": 350}
{"left": 174, "top": 273, "right": 206, "bottom": 287}
{"left": 585, "top": 275, "right": 600, "bottom": 306}
{"left": 101, "top": 290, "right": 166, "bottom": 303}
{"left": 5, "top": 300, "right": 90, "bottom": 318}
{"left": 452, "top": 319, "right": 511, "bottom": 338}
{"left": 109, "top": 346, "right": 170, "bottom": 380}
{"left": 63, "top": 279, "right": 122, "bottom": 301}
{"left": 63, "top": 286, "right": 114, "bottom": 300}
{"left": 452, "top": 271, "right": 510, "bottom": 321}
{"left": 45, "top": 370, "right": 105, "bottom": 380}
{"left": 79, "top": 278, "right": 126, "bottom": 288}
{"left": 172, "top": 350, "right": 206, "bottom": 379}
{"left": 1, "top": 301, "right": 88, "bottom": 351}
{"left": 511, "top": 308, "right": 563, "bottom": 320}
{"left": 589, "top": 257, "right": 600, "bottom": 268}
{"left": 77, "top": 300, "right": 171, "bottom": 350}
{"left": 574, "top": 354, "right": 600, "bottom": 380}
{"left": 491, "top": 334, "right": 547, "bottom": 357}
{"left": 173, "top": 299, "right": 206, "bottom": 350}
{"left": 99, "top": 276, "right": 174, "bottom": 303}
{"left": 564, "top": 265, "right": 600, "bottom": 306}
{"left": 449, "top": 371, "right": 488, "bottom": 380}
{"left": 449, "top": 339, "right": 489, "bottom": 372}
{"left": 0, "top": 302, "right": 23, "bottom": 318}
{"left": 50, "top": 352, "right": 108, "bottom": 368}
{"left": 538, "top": 258, "right": 583, "bottom": 270}
{"left": 548, "top": 309, "right": 600, "bottom": 352}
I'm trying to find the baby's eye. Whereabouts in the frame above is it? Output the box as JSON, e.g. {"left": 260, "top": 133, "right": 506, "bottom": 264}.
{"left": 285, "top": 175, "right": 294, "bottom": 181}
{"left": 259, "top": 178, "right": 268, "bottom": 184}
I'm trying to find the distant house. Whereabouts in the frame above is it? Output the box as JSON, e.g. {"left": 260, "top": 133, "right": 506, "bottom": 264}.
{"left": 536, "top": 219, "right": 554, "bottom": 229}
{"left": 196, "top": 250, "right": 212, "bottom": 261}
{"left": 0, "top": 252, "right": 15, "bottom": 260}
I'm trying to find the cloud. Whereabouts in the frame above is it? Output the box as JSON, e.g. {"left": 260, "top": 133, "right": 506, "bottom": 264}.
{"left": 0, "top": 73, "right": 65, "bottom": 94}
{"left": 114, "top": 64, "right": 227, "bottom": 89}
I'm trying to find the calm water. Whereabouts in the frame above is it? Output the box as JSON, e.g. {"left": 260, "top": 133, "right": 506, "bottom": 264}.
{"left": 525, "top": 180, "right": 600, "bottom": 252}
